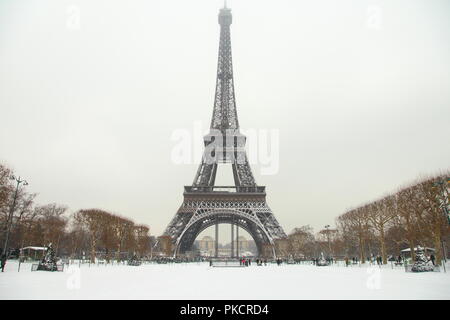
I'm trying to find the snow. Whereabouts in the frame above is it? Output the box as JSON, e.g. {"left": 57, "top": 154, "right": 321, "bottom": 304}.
{"left": 20, "top": 247, "right": 46, "bottom": 251}
{"left": 401, "top": 247, "right": 435, "bottom": 252}
{"left": 0, "top": 260, "right": 449, "bottom": 299}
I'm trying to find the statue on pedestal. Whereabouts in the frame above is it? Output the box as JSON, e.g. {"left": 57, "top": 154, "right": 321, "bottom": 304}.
{"left": 37, "top": 243, "right": 58, "bottom": 271}
{"left": 317, "top": 252, "right": 329, "bottom": 266}
{"left": 127, "top": 253, "right": 142, "bottom": 266}
{"left": 411, "top": 246, "right": 434, "bottom": 272}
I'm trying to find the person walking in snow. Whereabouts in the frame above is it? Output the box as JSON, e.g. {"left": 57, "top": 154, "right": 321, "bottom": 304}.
{"left": 430, "top": 254, "right": 436, "bottom": 266}
{"left": 1, "top": 253, "right": 6, "bottom": 272}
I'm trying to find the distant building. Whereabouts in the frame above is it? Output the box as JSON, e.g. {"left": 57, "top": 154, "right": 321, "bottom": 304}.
{"left": 223, "top": 236, "right": 257, "bottom": 256}
{"left": 196, "top": 235, "right": 257, "bottom": 257}
{"left": 237, "top": 236, "right": 249, "bottom": 252}
{"left": 218, "top": 248, "right": 231, "bottom": 257}
{"left": 197, "top": 236, "right": 215, "bottom": 256}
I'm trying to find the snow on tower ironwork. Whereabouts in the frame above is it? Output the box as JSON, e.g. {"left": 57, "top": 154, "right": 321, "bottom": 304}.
{"left": 161, "top": 5, "right": 287, "bottom": 258}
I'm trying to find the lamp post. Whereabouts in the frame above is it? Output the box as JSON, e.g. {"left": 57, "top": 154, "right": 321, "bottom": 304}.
{"left": 324, "top": 225, "right": 332, "bottom": 260}
{"left": 2, "top": 175, "right": 28, "bottom": 260}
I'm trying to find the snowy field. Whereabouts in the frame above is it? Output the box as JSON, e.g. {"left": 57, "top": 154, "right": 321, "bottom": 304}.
{"left": 1, "top": 260, "right": 449, "bottom": 300}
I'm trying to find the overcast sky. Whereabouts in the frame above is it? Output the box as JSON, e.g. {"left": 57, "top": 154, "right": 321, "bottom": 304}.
{"left": 1, "top": 0, "right": 449, "bottom": 242}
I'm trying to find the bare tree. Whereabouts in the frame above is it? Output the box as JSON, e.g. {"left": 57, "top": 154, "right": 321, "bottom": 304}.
{"left": 0, "top": 164, "right": 12, "bottom": 211}
{"left": 157, "top": 235, "right": 173, "bottom": 257}
{"left": 396, "top": 185, "right": 422, "bottom": 262}
{"left": 367, "top": 196, "right": 396, "bottom": 264}
{"left": 414, "top": 175, "right": 449, "bottom": 264}
{"left": 338, "top": 207, "right": 371, "bottom": 263}
{"left": 36, "top": 204, "right": 68, "bottom": 254}
{"left": 288, "top": 225, "right": 315, "bottom": 258}
{"left": 135, "top": 225, "right": 150, "bottom": 257}
{"left": 317, "top": 227, "right": 339, "bottom": 258}
{"left": 74, "top": 209, "right": 109, "bottom": 262}
{"left": 112, "top": 215, "right": 134, "bottom": 261}
{"left": 66, "top": 220, "right": 88, "bottom": 259}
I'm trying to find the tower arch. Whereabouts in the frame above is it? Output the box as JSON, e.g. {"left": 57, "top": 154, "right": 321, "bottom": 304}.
{"left": 175, "top": 208, "right": 273, "bottom": 256}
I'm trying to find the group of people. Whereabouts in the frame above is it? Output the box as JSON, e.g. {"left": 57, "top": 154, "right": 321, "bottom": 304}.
{"left": 240, "top": 258, "right": 251, "bottom": 266}
{"left": 344, "top": 256, "right": 359, "bottom": 266}
{"left": 373, "top": 255, "right": 384, "bottom": 265}
{"left": 240, "top": 258, "right": 272, "bottom": 266}
{"left": 240, "top": 258, "right": 285, "bottom": 266}
{"left": 255, "top": 258, "right": 267, "bottom": 266}
{"left": 342, "top": 253, "right": 437, "bottom": 267}
{"left": 312, "top": 257, "right": 333, "bottom": 265}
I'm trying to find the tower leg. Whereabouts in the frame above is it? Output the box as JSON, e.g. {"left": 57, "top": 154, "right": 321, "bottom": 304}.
{"left": 215, "top": 223, "right": 219, "bottom": 258}
{"left": 231, "top": 223, "right": 234, "bottom": 258}
{"left": 236, "top": 225, "right": 239, "bottom": 258}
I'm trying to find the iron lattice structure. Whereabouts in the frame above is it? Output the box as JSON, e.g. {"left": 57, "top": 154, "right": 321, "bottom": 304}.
{"left": 163, "top": 6, "right": 287, "bottom": 257}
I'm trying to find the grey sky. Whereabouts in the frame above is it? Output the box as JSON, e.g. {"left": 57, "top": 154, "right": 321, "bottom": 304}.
{"left": 1, "top": 0, "right": 449, "bottom": 241}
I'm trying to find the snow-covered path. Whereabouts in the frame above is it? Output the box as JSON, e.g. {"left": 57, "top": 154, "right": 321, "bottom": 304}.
{"left": 1, "top": 261, "right": 449, "bottom": 299}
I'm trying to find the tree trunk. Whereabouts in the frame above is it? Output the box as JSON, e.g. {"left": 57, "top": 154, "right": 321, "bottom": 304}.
{"left": 117, "top": 243, "right": 122, "bottom": 262}
{"left": 409, "top": 239, "right": 415, "bottom": 262}
{"left": 359, "top": 236, "right": 365, "bottom": 263}
{"left": 380, "top": 227, "right": 387, "bottom": 264}
{"left": 433, "top": 226, "right": 442, "bottom": 265}
{"left": 90, "top": 238, "right": 96, "bottom": 263}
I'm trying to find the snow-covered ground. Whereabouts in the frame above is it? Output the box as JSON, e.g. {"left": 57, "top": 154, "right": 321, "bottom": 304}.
{"left": 0, "top": 260, "right": 449, "bottom": 299}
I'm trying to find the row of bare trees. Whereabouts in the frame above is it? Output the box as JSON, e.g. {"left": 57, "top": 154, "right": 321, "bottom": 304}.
{"left": 274, "top": 225, "right": 344, "bottom": 259}
{"left": 337, "top": 173, "right": 449, "bottom": 265}
{"left": 274, "top": 174, "right": 449, "bottom": 264}
{"left": 72, "top": 209, "right": 152, "bottom": 262}
{"left": 1, "top": 163, "right": 152, "bottom": 262}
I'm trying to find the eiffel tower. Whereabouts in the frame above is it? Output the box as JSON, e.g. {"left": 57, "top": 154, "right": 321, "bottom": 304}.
{"left": 162, "top": 3, "right": 287, "bottom": 258}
